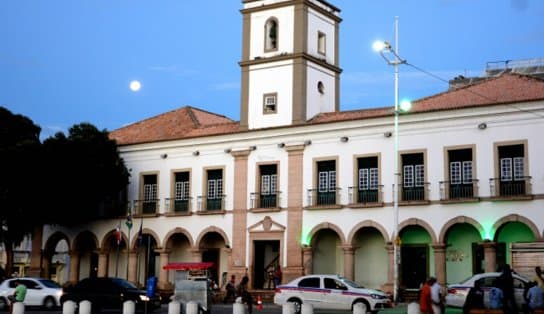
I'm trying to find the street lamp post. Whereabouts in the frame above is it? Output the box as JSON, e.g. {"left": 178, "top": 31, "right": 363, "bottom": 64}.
{"left": 373, "top": 16, "right": 409, "bottom": 303}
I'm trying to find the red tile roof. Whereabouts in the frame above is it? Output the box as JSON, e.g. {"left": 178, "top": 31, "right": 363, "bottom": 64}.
{"left": 110, "top": 73, "right": 544, "bottom": 145}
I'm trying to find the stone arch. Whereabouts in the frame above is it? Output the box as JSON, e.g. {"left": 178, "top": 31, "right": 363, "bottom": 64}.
{"left": 162, "top": 227, "right": 195, "bottom": 249}
{"left": 398, "top": 218, "right": 437, "bottom": 243}
{"left": 73, "top": 230, "right": 99, "bottom": 251}
{"left": 195, "top": 226, "right": 229, "bottom": 248}
{"left": 347, "top": 220, "right": 389, "bottom": 245}
{"left": 493, "top": 214, "right": 540, "bottom": 241}
{"left": 44, "top": 231, "right": 70, "bottom": 254}
{"left": 308, "top": 222, "right": 347, "bottom": 246}
{"left": 439, "top": 216, "right": 485, "bottom": 243}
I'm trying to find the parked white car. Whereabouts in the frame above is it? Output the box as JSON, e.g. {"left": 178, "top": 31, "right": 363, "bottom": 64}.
{"left": 446, "top": 272, "right": 530, "bottom": 308}
{"left": 274, "top": 274, "right": 390, "bottom": 313}
{"left": 0, "top": 277, "right": 63, "bottom": 310}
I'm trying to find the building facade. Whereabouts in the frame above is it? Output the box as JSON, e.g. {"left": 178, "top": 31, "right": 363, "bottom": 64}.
{"left": 41, "top": 0, "right": 544, "bottom": 295}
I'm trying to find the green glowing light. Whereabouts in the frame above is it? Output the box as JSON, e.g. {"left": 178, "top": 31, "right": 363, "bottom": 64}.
{"left": 300, "top": 227, "right": 312, "bottom": 246}
{"left": 480, "top": 220, "right": 495, "bottom": 240}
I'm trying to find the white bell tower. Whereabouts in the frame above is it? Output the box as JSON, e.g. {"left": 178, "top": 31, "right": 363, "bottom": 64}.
{"left": 239, "top": 0, "right": 342, "bottom": 130}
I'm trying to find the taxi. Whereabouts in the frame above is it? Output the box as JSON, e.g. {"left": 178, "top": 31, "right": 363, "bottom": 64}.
{"left": 274, "top": 274, "right": 390, "bottom": 313}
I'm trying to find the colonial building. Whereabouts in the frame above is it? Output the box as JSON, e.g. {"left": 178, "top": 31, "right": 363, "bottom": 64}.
{"left": 41, "top": 0, "right": 544, "bottom": 296}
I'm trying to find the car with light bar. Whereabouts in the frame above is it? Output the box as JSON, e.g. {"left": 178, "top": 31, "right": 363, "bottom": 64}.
{"left": 274, "top": 274, "right": 390, "bottom": 313}
{"left": 445, "top": 272, "right": 530, "bottom": 308}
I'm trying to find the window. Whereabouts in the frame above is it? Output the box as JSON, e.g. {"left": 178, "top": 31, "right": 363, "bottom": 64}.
{"left": 401, "top": 153, "right": 425, "bottom": 201}
{"left": 316, "top": 160, "right": 336, "bottom": 205}
{"left": 258, "top": 164, "right": 278, "bottom": 208}
{"left": 447, "top": 148, "right": 474, "bottom": 200}
{"left": 142, "top": 174, "right": 158, "bottom": 213}
{"left": 263, "top": 93, "right": 277, "bottom": 114}
{"left": 206, "top": 169, "right": 223, "bottom": 210}
{"left": 497, "top": 143, "right": 527, "bottom": 196}
{"left": 298, "top": 277, "right": 320, "bottom": 288}
{"left": 265, "top": 18, "right": 278, "bottom": 51}
{"left": 173, "top": 171, "right": 190, "bottom": 212}
{"left": 324, "top": 278, "right": 347, "bottom": 290}
{"left": 356, "top": 156, "right": 379, "bottom": 203}
{"left": 317, "top": 81, "right": 324, "bottom": 94}
{"left": 317, "top": 31, "right": 326, "bottom": 55}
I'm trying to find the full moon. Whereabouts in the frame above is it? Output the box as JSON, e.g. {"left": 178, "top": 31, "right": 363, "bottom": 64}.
{"left": 129, "top": 80, "right": 141, "bottom": 92}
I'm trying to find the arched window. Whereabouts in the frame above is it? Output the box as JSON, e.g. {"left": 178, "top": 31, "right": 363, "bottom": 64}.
{"left": 265, "top": 18, "right": 278, "bottom": 51}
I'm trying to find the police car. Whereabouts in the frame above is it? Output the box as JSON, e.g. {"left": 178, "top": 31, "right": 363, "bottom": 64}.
{"left": 274, "top": 274, "right": 390, "bottom": 313}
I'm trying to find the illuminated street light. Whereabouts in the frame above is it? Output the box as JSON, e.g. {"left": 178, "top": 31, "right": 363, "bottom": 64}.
{"left": 373, "top": 16, "right": 411, "bottom": 303}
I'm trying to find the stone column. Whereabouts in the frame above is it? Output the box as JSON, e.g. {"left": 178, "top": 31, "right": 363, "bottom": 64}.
{"left": 158, "top": 250, "right": 170, "bottom": 290}
{"left": 97, "top": 251, "right": 108, "bottom": 277}
{"left": 383, "top": 242, "right": 394, "bottom": 294}
{"left": 42, "top": 254, "right": 51, "bottom": 279}
{"left": 68, "top": 251, "right": 80, "bottom": 283}
{"left": 432, "top": 243, "right": 447, "bottom": 286}
{"left": 302, "top": 247, "right": 313, "bottom": 275}
{"left": 27, "top": 225, "right": 43, "bottom": 277}
{"left": 190, "top": 248, "right": 202, "bottom": 262}
{"left": 342, "top": 245, "right": 355, "bottom": 280}
{"left": 230, "top": 150, "right": 251, "bottom": 272}
{"left": 128, "top": 251, "right": 138, "bottom": 283}
{"left": 482, "top": 241, "right": 497, "bottom": 273}
{"left": 285, "top": 144, "right": 306, "bottom": 281}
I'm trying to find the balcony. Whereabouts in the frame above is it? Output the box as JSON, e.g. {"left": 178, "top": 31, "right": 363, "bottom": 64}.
{"left": 489, "top": 177, "right": 532, "bottom": 199}
{"left": 348, "top": 185, "right": 384, "bottom": 207}
{"left": 439, "top": 180, "right": 479, "bottom": 202}
{"left": 133, "top": 199, "right": 159, "bottom": 215}
{"left": 165, "top": 197, "right": 193, "bottom": 215}
{"left": 398, "top": 183, "right": 430, "bottom": 204}
{"left": 250, "top": 192, "right": 281, "bottom": 210}
{"left": 307, "top": 188, "right": 342, "bottom": 208}
{"left": 197, "top": 195, "right": 226, "bottom": 212}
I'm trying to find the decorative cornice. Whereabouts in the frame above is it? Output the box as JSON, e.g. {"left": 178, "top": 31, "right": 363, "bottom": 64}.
{"left": 239, "top": 52, "right": 342, "bottom": 74}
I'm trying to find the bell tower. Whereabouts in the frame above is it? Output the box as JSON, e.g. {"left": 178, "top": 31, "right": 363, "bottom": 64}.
{"left": 239, "top": 0, "right": 342, "bottom": 130}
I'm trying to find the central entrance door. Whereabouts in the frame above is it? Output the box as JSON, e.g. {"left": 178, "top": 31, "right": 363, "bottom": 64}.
{"left": 401, "top": 245, "right": 428, "bottom": 289}
{"left": 253, "top": 240, "right": 279, "bottom": 289}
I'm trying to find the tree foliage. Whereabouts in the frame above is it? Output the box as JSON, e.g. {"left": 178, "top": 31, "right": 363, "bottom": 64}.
{"left": 40, "top": 123, "right": 130, "bottom": 225}
{"left": 0, "top": 106, "right": 130, "bottom": 275}
{"left": 0, "top": 107, "right": 42, "bottom": 275}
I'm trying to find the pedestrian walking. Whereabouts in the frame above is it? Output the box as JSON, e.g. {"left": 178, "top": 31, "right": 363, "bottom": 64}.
{"left": 419, "top": 277, "right": 434, "bottom": 314}
{"left": 237, "top": 276, "right": 253, "bottom": 314}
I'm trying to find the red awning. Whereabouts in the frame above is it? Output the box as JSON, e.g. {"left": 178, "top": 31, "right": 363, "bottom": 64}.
{"left": 162, "top": 262, "right": 215, "bottom": 270}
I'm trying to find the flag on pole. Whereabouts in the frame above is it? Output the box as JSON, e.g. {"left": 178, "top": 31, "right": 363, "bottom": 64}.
{"left": 125, "top": 207, "right": 133, "bottom": 230}
{"left": 115, "top": 222, "right": 122, "bottom": 246}
{"left": 136, "top": 218, "right": 143, "bottom": 248}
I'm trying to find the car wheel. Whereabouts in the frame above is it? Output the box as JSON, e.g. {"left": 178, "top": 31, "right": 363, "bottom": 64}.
{"left": 43, "top": 296, "right": 57, "bottom": 310}
{"left": 353, "top": 300, "right": 368, "bottom": 313}
{"left": 288, "top": 298, "right": 302, "bottom": 314}
{"left": 0, "top": 297, "right": 7, "bottom": 311}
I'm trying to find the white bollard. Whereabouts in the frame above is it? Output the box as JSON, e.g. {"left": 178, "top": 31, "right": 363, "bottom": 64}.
{"left": 282, "top": 302, "right": 295, "bottom": 314}
{"left": 301, "top": 303, "right": 313, "bottom": 314}
{"left": 12, "top": 303, "right": 24, "bottom": 314}
{"left": 62, "top": 300, "right": 76, "bottom": 314}
{"left": 168, "top": 300, "right": 181, "bottom": 314}
{"left": 186, "top": 301, "right": 199, "bottom": 314}
{"left": 233, "top": 302, "right": 245, "bottom": 314}
{"left": 407, "top": 302, "right": 420, "bottom": 314}
{"left": 79, "top": 300, "right": 91, "bottom": 314}
{"left": 123, "top": 300, "right": 135, "bottom": 314}
{"left": 353, "top": 302, "right": 367, "bottom": 314}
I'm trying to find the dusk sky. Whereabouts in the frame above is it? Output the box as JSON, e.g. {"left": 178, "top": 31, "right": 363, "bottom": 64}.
{"left": 2, "top": 1, "right": 543, "bottom": 139}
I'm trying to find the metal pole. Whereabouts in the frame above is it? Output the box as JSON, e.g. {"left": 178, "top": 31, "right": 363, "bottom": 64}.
{"left": 126, "top": 227, "right": 131, "bottom": 279}
{"left": 115, "top": 242, "right": 120, "bottom": 277}
{"left": 393, "top": 15, "right": 400, "bottom": 304}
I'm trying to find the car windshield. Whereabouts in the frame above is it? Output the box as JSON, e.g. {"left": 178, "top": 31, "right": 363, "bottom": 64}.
{"left": 342, "top": 278, "right": 364, "bottom": 288}
{"left": 112, "top": 278, "right": 138, "bottom": 289}
{"left": 38, "top": 279, "right": 61, "bottom": 289}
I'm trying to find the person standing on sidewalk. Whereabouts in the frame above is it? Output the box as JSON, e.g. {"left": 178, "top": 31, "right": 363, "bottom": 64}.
{"left": 419, "top": 278, "right": 434, "bottom": 314}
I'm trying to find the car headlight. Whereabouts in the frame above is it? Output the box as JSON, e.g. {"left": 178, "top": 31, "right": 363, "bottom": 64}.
{"left": 139, "top": 295, "right": 150, "bottom": 302}
{"left": 371, "top": 294, "right": 386, "bottom": 299}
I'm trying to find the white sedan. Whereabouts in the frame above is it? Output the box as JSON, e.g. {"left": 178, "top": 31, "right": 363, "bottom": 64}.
{"left": 274, "top": 274, "right": 390, "bottom": 313}
{"left": 0, "top": 277, "right": 63, "bottom": 310}
{"left": 446, "top": 272, "right": 530, "bottom": 308}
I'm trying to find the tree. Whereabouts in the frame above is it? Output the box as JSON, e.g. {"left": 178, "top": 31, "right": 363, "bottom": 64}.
{"left": 0, "top": 107, "right": 42, "bottom": 276}
{"left": 40, "top": 123, "right": 130, "bottom": 226}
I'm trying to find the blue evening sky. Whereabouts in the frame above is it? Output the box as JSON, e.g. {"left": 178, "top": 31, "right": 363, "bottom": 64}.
{"left": 1, "top": 1, "right": 543, "bottom": 139}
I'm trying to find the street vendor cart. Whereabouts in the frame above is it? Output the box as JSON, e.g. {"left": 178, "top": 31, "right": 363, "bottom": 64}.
{"left": 163, "top": 262, "right": 214, "bottom": 314}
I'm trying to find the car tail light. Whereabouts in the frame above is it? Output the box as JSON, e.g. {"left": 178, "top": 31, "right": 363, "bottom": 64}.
{"left": 275, "top": 288, "right": 281, "bottom": 293}
{"left": 447, "top": 288, "right": 457, "bottom": 295}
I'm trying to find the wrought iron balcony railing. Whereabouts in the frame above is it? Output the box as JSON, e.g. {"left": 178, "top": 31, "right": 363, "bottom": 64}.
{"left": 133, "top": 199, "right": 160, "bottom": 215}
{"left": 439, "top": 179, "right": 479, "bottom": 201}
{"left": 165, "top": 197, "right": 193, "bottom": 213}
{"left": 197, "top": 195, "right": 226, "bottom": 212}
{"left": 489, "top": 177, "right": 532, "bottom": 198}
{"left": 307, "top": 188, "right": 341, "bottom": 207}
{"left": 250, "top": 192, "right": 281, "bottom": 209}
{"left": 348, "top": 185, "right": 383, "bottom": 205}
{"left": 397, "top": 183, "right": 430, "bottom": 202}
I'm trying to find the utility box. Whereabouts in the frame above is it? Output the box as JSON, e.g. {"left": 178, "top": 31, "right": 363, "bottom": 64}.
{"left": 511, "top": 242, "right": 544, "bottom": 279}
{"left": 163, "top": 262, "right": 214, "bottom": 314}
